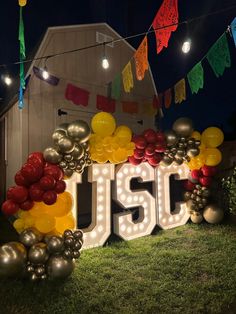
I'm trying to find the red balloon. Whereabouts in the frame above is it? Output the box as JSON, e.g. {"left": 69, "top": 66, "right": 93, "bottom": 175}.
{"left": 39, "top": 175, "right": 56, "bottom": 191}
{"left": 155, "top": 143, "right": 166, "bottom": 153}
{"left": 54, "top": 180, "right": 66, "bottom": 194}
{"left": 15, "top": 170, "right": 30, "bottom": 187}
{"left": 156, "top": 131, "right": 166, "bottom": 143}
{"left": 1, "top": 200, "right": 19, "bottom": 216}
{"left": 27, "top": 152, "right": 45, "bottom": 166}
{"left": 7, "top": 187, "right": 15, "bottom": 200}
{"left": 183, "top": 180, "right": 195, "bottom": 191}
{"left": 201, "top": 165, "right": 217, "bottom": 177}
{"left": 133, "top": 148, "right": 145, "bottom": 160}
{"left": 143, "top": 129, "right": 157, "bottom": 144}
{"left": 128, "top": 156, "right": 142, "bottom": 166}
{"left": 44, "top": 165, "right": 63, "bottom": 181}
{"left": 199, "top": 176, "right": 212, "bottom": 187}
{"left": 29, "top": 183, "right": 44, "bottom": 202}
{"left": 145, "top": 144, "right": 156, "bottom": 156}
{"left": 20, "top": 199, "right": 34, "bottom": 211}
{"left": 148, "top": 154, "right": 162, "bottom": 167}
{"left": 191, "top": 169, "right": 202, "bottom": 180}
{"left": 133, "top": 135, "right": 147, "bottom": 150}
{"left": 8, "top": 186, "right": 28, "bottom": 203}
{"left": 43, "top": 190, "right": 57, "bottom": 205}
{"left": 21, "top": 163, "right": 43, "bottom": 183}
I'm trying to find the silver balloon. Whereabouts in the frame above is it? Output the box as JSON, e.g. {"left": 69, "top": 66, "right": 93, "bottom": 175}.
{"left": 186, "top": 200, "right": 197, "bottom": 211}
{"left": 67, "top": 120, "right": 91, "bottom": 143}
{"left": 164, "top": 130, "right": 178, "bottom": 147}
{"left": 19, "top": 228, "right": 43, "bottom": 247}
{"left": 68, "top": 161, "right": 77, "bottom": 170}
{"left": 43, "top": 147, "right": 62, "bottom": 164}
{"left": 86, "top": 159, "right": 93, "bottom": 166}
{"left": 47, "top": 256, "right": 75, "bottom": 279}
{"left": 59, "top": 160, "right": 68, "bottom": 169}
{"left": 172, "top": 118, "right": 194, "bottom": 137}
{"left": 73, "top": 230, "right": 83, "bottom": 240}
{"left": 183, "top": 191, "right": 192, "bottom": 201}
{"left": 174, "top": 158, "right": 183, "bottom": 165}
{"left": 58, "top": 136, "right": 75, "bottom": 154}
{"left": 64, "top": 154, "right": 73, "bottom": 162}
{"left": 73, "top": 250, "right": 80, "bottom": 259}
{"left": 187, "top": 138, "right": 195, "bottom": 146}
{"left": 35, "top": 265, "right": 46, "bottom": 276}
{"left": 162, "top": 155, "right": 173, "bottom": 165}
{"left": 0, "top": 242, "right": 27, "bottom": 277}
{"left": 81, "top": 142, "right": 90, "bottom": 152}
{"left": 71, "top": 144, "right": 84, "bottom": 160}
{"left": 47, "top": 236, "right": 64, "bottom": 254}
{"left": 52, "top": 130, "right": 67, "bottom": 144}
{"left": 28, "top": 243, "right": 49, "bottom": 264}
{"left": 76, "top": 164, "right": 84, "bottom": 173}
{"left": 63, "top": 229, "right": 74, "bottom": 238}
{"left": 187, "top": 147, "right": 200, "bottom": 158}
{"left": 64, "top": 168, "right": 73, "bottom": 177}
{"left": 176, "top": 148, "right": 185, "bottom": 157}
{"left": 55, "top": 123, "right": 69, "bottom": 134}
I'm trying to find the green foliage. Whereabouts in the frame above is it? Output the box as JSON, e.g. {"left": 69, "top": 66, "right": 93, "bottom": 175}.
{"left": 0, "top": 224, "right": 236, "bottom": 314}
{"left": 222, "top": 166, "right": 236, "bottom": 214}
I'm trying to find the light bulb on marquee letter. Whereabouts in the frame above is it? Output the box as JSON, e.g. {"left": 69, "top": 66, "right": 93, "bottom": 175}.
{"left": 82, "top": 164, "right": 115, "bottom": 249}
{"left": 65, "top": 172, "right": 82, "bottom": 227}
{"left": 113, "top": 162, "right": 156, "bottom": 241}
{"left": 156, "top": 163, "right": 190, "bottom": 229}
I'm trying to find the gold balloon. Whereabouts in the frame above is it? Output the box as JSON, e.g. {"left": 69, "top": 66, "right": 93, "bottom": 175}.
{"left": 190, "top": 212, "right": 203, "bottom": 224}
{"left": 203, "top": 204, "right": 224, "bottom": 224}
{"left": 55, "top": 214, "right": 75, "bottom": 234}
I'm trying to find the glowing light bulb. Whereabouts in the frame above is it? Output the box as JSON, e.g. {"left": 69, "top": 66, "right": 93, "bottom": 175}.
{"left": 42, "top": 68, "right": 49, "bottom": 80}
{"left": 102, "top": 57, "right": 109, "bottom": 69}
{"left": 4, "top": 76, "right": 12, "bottom": 86}
{"left": 182, "top": 40, "right": 191, "bottom": 54}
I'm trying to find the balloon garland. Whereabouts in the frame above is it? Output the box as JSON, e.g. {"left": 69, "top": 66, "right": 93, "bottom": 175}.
{"left": 0, "top": 112, "right": 225, "bottom": 281}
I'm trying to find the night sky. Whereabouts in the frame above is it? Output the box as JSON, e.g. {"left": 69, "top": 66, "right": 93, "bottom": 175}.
{"left": 0, "top": 0, "right": 236, "bottom": 139}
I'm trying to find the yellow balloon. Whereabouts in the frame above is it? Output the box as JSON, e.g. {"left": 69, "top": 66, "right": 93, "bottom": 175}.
{"left": 112, "top": 148, "right": 128, "bottom": 164}
{"left": 55, "top": 214, "right": 75, "bottom": 234}
{"left": 91, "top": 112, "right": 116, "bottom": 137}
{"left": 201, "top": 127, "right": 224, "bottom": 148}
{"left": 13, "top": 219, "right": 25, "bottom": 233}
{"left": 96, "top": 154, "right": 109, "bottom": 164}
{"left": 29, "top": 202, "right": 47, "bottom": 217}
{"left": 35, "top": 214, "right": 56, "bottom": 234}
{"left": 204, "top": 148, "right": 222, "bottom": 166}
{"left": 114, "top": 125, "right": 132, "bottom": 145}
{"left": 43, "top": 192, "right": 73, "bottom": 217}
{"left": 191, "top": 131, "right": 201, "bottom": 141}
{"left": 24, "top": 215, "right": 35, "bottom": 228}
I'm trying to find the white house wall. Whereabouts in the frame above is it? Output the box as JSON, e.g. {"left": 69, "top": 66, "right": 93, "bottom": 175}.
{"left": 5, "top": 24, "right": 157, "bottom": 189}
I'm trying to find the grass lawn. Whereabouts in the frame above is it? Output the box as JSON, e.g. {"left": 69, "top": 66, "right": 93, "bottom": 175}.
{"left": 0, "top": 223, "right": 236, "bottom": 314}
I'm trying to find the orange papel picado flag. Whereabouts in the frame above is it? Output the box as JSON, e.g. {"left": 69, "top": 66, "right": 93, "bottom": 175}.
{"left": 122, "top": 61, "right": 134, "bottom": 93}
{"left": 134, "top": 36, "right": 148, "bottom": 81}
